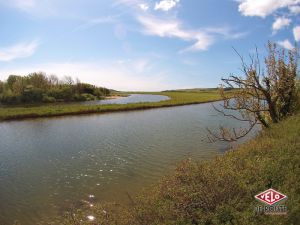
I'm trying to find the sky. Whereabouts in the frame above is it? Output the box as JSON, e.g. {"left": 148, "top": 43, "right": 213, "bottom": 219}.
{"left": 0, "top": 0, "right": 299, "bottom": 91}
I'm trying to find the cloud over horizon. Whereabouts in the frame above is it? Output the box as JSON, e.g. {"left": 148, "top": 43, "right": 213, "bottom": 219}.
{"left": 272, "top": 17, "right": 291, "bottom": 32}
{"left": 277, "top": 39, "right": 294, "bottom": 50}
{"left": 0, "top": 40, "right": 40, "bottom": 62}
{"left": 238, "top": 0, "right": 300, "bottom": 18}
{"left": 155, "top": 0, "right": 180, "bottom": 11}
{"left": 293, "top": 26, "right": 300, "bottom": 41}
{"left": 137, "top": 15, "right": 214, "bottom": 52}
{"left": 236, "top": 0, "right": 300, "bottom": 50}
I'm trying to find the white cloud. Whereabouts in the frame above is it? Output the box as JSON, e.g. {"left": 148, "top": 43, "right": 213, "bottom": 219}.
{"left": 139, "top": 3, "right": 149, "bottom": 11}
{"left": 203, "top": 27, "right": 248, "bottom": 39}
{"left": 272, "top": 17, "right": 291, "bottom": 31}
{"left": 116, "top": 0, "right": 246, "bottom": 52}
{"left": 238, "top": 0, "right": 300, "bottom": 18}
{"left": 277, "top": 39, "right": 294, "bottom": 50}
{"left": 155, "top": 0, "right": 179, "bottom": 11}
{"left": 74, "top": 16, "right": 118, "bottom": 31}
{"left": 0, "top": 40, "right": 40, "bottom": 62}
{"left": 132, "top": 59, "right": 150, "bottom": 73}
{"left": 182, "top": 34, "right": 214, "bottom": 52}
{"left": 12, "top": 0, "right": 36, "bottom": 11}
{"left": 137, "top": 15, "right": 246, "bottom": 52}
{"left": 137, "top": 15, "right": 214, "bottom": 51}
{"left": 289, "top": 5, "right": 300, "bottom": 13}
{"left": 112, "top": 0, "right": 142, "bottom": 9}
{"left": 1, "top": 0, "right": 55, "bottom": 17}
{"left": 293, "top": 26, "right": 300, "bottom": 41}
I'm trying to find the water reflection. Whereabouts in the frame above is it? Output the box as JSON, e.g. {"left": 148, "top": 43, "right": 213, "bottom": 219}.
{"left": 81, "top": 94, "right": 170, "bottom": 105}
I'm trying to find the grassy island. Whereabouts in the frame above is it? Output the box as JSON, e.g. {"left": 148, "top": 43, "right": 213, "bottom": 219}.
{"left": 0, "top": 90, "right": 224, "bottom": 121}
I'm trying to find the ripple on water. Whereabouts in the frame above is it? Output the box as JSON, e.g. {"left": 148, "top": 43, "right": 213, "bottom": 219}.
{"left": 0, "top": 102, "right": 260, "bottom": 225}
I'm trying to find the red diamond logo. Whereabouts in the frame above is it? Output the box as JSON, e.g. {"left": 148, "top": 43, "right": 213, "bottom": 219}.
{"left": 255, "top": 189, "right": 287, "bottom": 206}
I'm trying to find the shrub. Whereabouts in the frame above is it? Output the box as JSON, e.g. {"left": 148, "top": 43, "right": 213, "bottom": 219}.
{"left": 81, "top": 93, "right": 97, "bottom": 101}
{"left": 21, "top": 86, "right": 44, "bottom": 103}
{"left": 42, "top": 95, "right": 56, "bottom": 103}
{"left": 0, "top": 92, "right": 21, "bottom": 104}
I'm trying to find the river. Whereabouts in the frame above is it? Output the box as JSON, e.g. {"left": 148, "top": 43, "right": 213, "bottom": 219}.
{"left": 81, "top": 94, "right": 170, "bottom": 105}
{"left": 0, "top": 97, "right": 259, "bottom": 224}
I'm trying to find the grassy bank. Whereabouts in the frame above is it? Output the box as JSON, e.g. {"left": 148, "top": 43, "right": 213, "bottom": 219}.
{"left": 57, "top": 111, "right": 300, "bottom": 225}
{"left": 0, "top": 90, "right": 222, "bottom": 121}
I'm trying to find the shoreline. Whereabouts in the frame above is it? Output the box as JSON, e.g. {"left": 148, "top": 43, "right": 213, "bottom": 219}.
{"left": 0, "top": 91, "right": 224, "bottom": 122}
{"left": 104, "top": 95, "right": 128, "bottom": 100}
{"left": 0, "top": 99, "right": 221, "bottom": 122}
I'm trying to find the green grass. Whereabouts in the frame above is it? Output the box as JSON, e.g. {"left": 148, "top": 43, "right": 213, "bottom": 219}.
{"left": 54, "top": 110, "right": 300, "bottom": 225}
{"left": 0, "top": 90, "right": 223, "bottom": 121}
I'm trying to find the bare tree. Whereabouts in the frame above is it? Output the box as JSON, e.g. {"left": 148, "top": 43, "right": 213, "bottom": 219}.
{"left": 62, "top": 76, "right": 74, "bottom": 85}
{"left": 208, "top": 42, "right": 299, "bottom": 142}
{"left": 49, "top": 74, "right": 59, "bottom": 86}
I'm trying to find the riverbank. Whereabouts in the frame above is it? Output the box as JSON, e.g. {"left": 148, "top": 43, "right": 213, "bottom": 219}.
{"left": 59, "top": 111, "right": 300, "bottom": 225}
{"left": 0, "top": 90, "right": 223, "bottom": 121}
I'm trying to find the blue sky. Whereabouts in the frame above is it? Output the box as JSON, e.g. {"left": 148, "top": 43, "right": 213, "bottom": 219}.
{"left": 0, "top": 0, "right": 299, "bottom": 91}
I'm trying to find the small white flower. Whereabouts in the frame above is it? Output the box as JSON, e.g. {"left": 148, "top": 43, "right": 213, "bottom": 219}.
{"left": 87, "top": 215, "right": 95, "bottom": 221}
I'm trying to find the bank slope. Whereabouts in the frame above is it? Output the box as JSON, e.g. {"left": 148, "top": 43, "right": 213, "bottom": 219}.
{"left": 131, "top": 112, "right": 300, "bottom": 225}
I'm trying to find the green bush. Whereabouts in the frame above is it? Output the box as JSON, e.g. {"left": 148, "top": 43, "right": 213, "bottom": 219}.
{"left": 73, "top": 94, "right": 86, "bottom": 101}
{"left": 0, "top": 93, "right": 21, "bottom": 104}
{"left": 42, "top": 95, "right": 56, "bottom": 103}
{"left": 0, "top": 73, "right": 110, "bottom": 105}
{"left": 0, "top": 81, "right": 4, "bottom": 94}
{"left": 73, "top": 93, "right": 96, "bottom": 101}
{"left": 47, "top": 87, "right": 73, "bottom": 101}
{"left": 81, "top": 93, "right": 96, "bottom": 101}
{"left": 21, "top": 86, "right": 43, "bottom": 103}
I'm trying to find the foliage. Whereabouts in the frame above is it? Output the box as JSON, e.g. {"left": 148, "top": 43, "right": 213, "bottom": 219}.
{"left": 0, "top": 90, "right": 225, "bottom": 121}
{"left": 210, "top": 42, "right": 299, "bottom": 142}
{"left": 54, "top": 110, "right": 300, "bottom": 225}
{"left": 0, "top": 72, "right": 110, "bottom": 105}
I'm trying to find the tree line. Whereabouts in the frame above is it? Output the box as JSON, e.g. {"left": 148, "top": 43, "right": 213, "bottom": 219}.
{"left": 0, "top": 72, "right": 111, "bottom": 104}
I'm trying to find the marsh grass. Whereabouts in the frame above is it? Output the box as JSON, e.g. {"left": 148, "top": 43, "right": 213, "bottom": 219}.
{"left": 0, "top": 90, "right": 223, "bottom": 121}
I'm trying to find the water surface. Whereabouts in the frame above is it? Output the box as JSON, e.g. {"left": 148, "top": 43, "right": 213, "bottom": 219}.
{"left": 81, "top": 94, "right": 170, "bottom": 105}
{"left": 0, "top": 102, "right": 259, "bottom": 224}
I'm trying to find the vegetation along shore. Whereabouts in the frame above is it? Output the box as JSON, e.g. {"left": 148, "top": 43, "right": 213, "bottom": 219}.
{"left": 0, "top": 89, "right": 227, "bottom": 121}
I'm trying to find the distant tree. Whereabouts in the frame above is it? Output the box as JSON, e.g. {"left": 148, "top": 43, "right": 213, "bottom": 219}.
{"left": 208, "top": 42, "right": 299, "bottom": 142}
{"left": 22, "top": 85, "right": 43, "bottom": 103}
{"left": 0, "top": 72, "right": 110, "bottom": 104}
{"left": 28, "top": 72, "right": 49, "bottom": 89}
{"left": 63, "top": 76, "right": 74, "bottom": 85}
{"left": 12, "top": 77, "right": 26, "bottom": 95}
{"left": 7, "top": 75, "right": 21, "bottom": 90}
{"left": 48, "top": 74, "right": 59, "bottom": 86}
{"left": 0, "top": 80, "right": 4, "bottom": 94}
